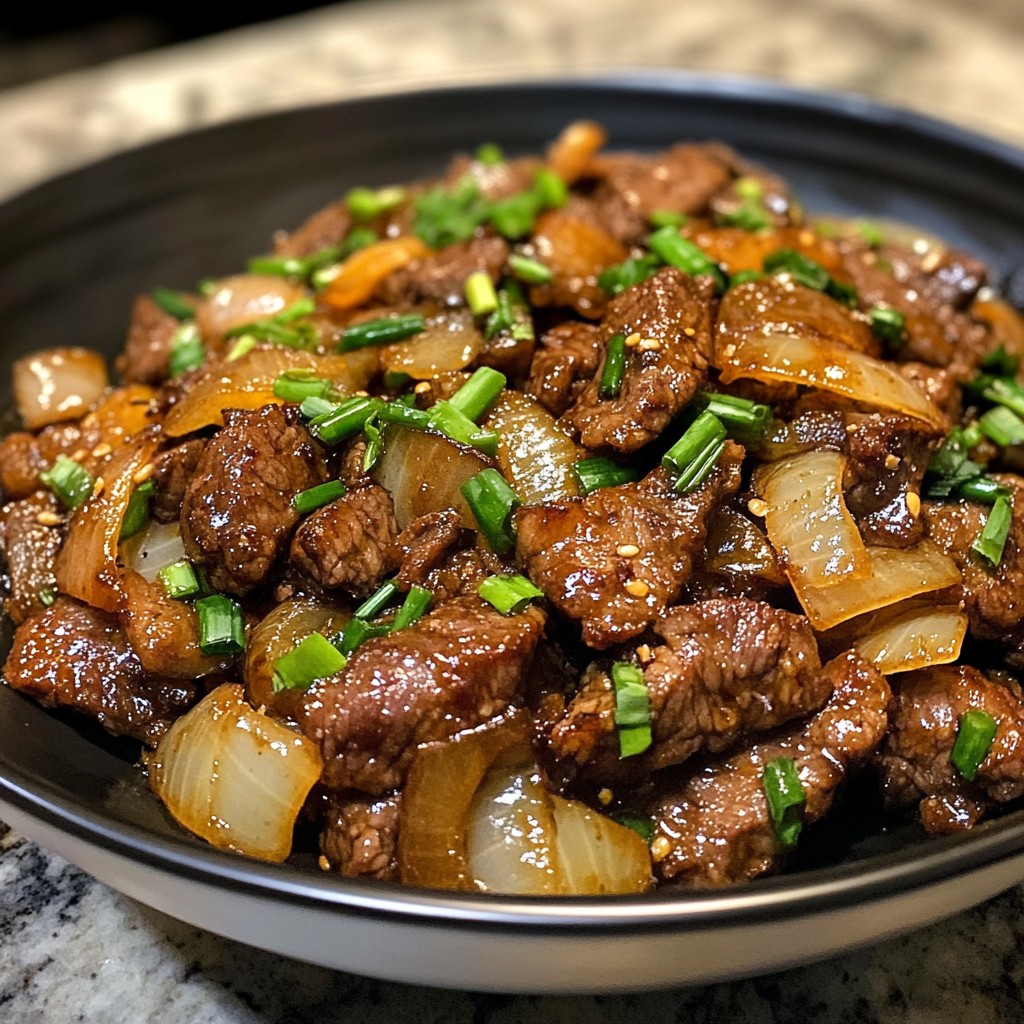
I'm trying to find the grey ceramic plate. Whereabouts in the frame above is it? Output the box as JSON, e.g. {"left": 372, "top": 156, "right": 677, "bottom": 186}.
{"left": 2, "top": 72, "right": 1024, "bottom": 993}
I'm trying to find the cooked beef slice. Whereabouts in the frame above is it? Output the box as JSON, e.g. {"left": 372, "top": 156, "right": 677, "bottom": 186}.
{"left": 649, "top": 651, "right": 891, "bottom": 887}
{"left": 116, "top": 294, "right": 181, "bottom": 384}
{"left": 377, "top": 236, "right": 509, "bottom": 307}
{"left": 3, "top": 597, "right": 197, "bottom": 744}
{"left": 547, "top": 597, "right": 825, "bottom": 785}
{"left": 181, "top": 404, "right": 328, "bottom": 596}
{"left": 150, "top": 439, "right": 205, "bottom": 523}
{"left": 0, "top": 493, "right": 63, "bottom": 623}
{"left": 273, "top": 200, "right": 352, "bottom": 258}
{"left": 878, "top": 665, "right": 1024, "bottom": 834}
{"left": 320, "top": 792, "right": 400, "bottom": 881}
{"left": 392, "top": 509, "right": 469, "bottom": 589}
{"left": 419, "top": 546, "right": 497, "bottom": 604}
{"left": 525, "top": 320, "right": 603, "bottom": 417}
{"left": 560, "top": 268, "right": 715, "bottom": 452}
{"left": 516, "top": 447, "right": 742, "bottom": 649}
{"left": 302, "top": 597, "right": 545, "bottom": 794}
{"left": 0, "top": 423, "right": 84, "bottom": 500}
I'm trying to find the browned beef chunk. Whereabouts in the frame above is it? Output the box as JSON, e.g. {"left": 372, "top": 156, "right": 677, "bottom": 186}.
{"left": 560, "top": 268, "right": 714, "bottom": 452}
{"left": 377, "top": 236, "right": 509, "bottom": 307}
{"left": 290, "top": 481, "right": 399, "bottom": 598}
{"left": 525, "top": 320, "right": 603, "bottom": 417}
{"left": 899, "top": 362, "right": 962, "bottom": 423}
{"left": 516, "top": 447, "right": 742, "bottom": 649}
{"left": 339, "top": 436, "right": 370, "bottom": 487}
{"left": 420, "top": 546, "right": 496, "bottom": 603}
{"left": 0, "top": 423, "right": 82, "bottom": 500}
{"left": 2, "top": 598, "right": 197, "bottom": 744}
{"left": 392, "top": 509, "right": 469, "bottom": 590}
{"left": 116, "top": 294, "right": 180, "bottom": 384}
{"left": 924, "top": 475, "right": 1024, "bottom": 641}
{"left": 302, "top": 597, "right": 545, "bottom": 794}
{"left": 548, "top": 597, "right": 825, "bottom": 786}
{"left": 0, "top": 493, "right": 63, "bottom": 623}
{"left": 442, "top": 153, "right": 541, "bottom": 200}
{"left": 273, "top": 200, "right": 352, "bottom": 257}
{"left": 320, "top": 792, "right": 400, "bottom": 881}
{"left": 181, "top": 404, "right": 328, "bottom": 596}
{"left": 650, "top": 651, "right": 891, "bottom": 887}
{"left": 878, "top": 666, "right": 1024, "bottom": 834}
{"left": 150, "top": 439, "right": 205, "bottom": 523}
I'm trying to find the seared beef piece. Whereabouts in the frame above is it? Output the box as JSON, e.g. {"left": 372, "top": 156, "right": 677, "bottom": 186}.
{"left": 290, "top": 481, "right": 400, "bottom": 598}
{"left": 339, "top": 436, "right": 370, "bottom": 487}
{"left": 548, "top": 597, "right": 826, "bottom": 786}
{"left": 120, "top": 570, "right": 232, "bottom": 679}
{"left": 181, "top": 404, "right": 328, "bottom": 596}
{"left": 273, "top": 200, "right": 352, "bottom": 258}
{"left": 442, "top": 153, "right": 541, "bottom": 200}
{"left": 561, "top": 268, "right": 714, "bottom": 452}
{"left": 878, "top": 665, "right": 1024, "bottom": 834}
{"left": 899, "top": 362, "right": 962, "bottom": 422}
{"left": 924, "top": 474, "right": 1024, "bottom": 641}
{"left": 377, "top": 236, "right": 509, "bottom": 307}
{"left": 477, "top": 318, "right": 537, "bottom": 382}
{"left": 0, "top": 493, "right": 63, "bottom": 623}
{"left": 116, "top": 294, "right": 180, "bottom": 385}
{"left": 2, "top": 597, "right": 197, "bottom": 744}
{"left": 302, "top": 597, "right": 545, "bottom": 794}
{"left": 150, "top": 439, "right": 205, "bottom": 523}
{"left": 844, "top": 413, "right": 940, "bottom": 548}
{"left": 420, "top": 546, "right": 496, "bottom": 603}
{"left": 590, "top": 144, "right": 733, "bottom": 244}
{"left": 392, "top": 509, "right": 469, "bottom": 589}
{"left": 516, "top": 447, "right": 742, "bottom": 649}
{"left": 649, "top": 651, "right": 891, "bottom": 887}
{"left": 0, "top": 422, "right": 83, "bottom": 500}
{"left": 525, "top": 320, "right": 603, "bottom": 416}
{"left": 320, "top": 792, "right": 400, "bottom": 881}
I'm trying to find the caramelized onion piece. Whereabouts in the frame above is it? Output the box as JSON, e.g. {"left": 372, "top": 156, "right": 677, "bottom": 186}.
{"left": 195, "top": 274, "right": 307, "bottom": 340}
{"left": 13, "top": 347, "right": 109, "bottom": 430}
{"left": 379, "top": 310, "right": 484, "bottom": 378}
{"left": 703, "top": 507, "right": 786, "bottom": 584}
{"left": 546, "top": 120, "right": 607, "bottom": 183}
{"left": 149, "top": 684, "right": 322, "bottom": 863}
{"left": 322, "top": 236, "right": 430, "bottom": 312}
{"left": 120, "top": 520, "right": 186, "bottom": 581}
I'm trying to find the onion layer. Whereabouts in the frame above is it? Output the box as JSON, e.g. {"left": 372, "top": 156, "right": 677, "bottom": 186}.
{"left": 149, "top": 684, "right": 323, "bottom": 863}
{"left": 322, "top": 236, "right": 430, "bottom": 312}
{"left": 120, "top": 520, "right": 186, "bottom": 581}
{"left": 13, "top": 347, "right": 109, "bottom": 430}
{"left": 195, "top": 274, "right": 307, "bottom": 340}
{"left": 379, "top": 310, "right": 483, "bottom": 378}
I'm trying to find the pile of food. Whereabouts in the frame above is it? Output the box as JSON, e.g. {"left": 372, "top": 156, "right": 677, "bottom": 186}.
{"left": 4, "top": 120, "right": 1024, "bottom": 894}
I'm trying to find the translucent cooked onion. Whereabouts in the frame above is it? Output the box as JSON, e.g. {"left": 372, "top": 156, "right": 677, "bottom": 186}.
{"left": 754, "top": 450, "right": 870, "bottom": 589}
{"left": 13, "top": 347, "right": 110, "bottom": 430}
{"left": 716, "top": 332, "right": 945, "bottom": 428}
{"left": 703, "top": 507, "right": 786, "bottom": 583}
{"left": 546, "top": 120, "right": 608, "bottom": 183}
{"left": 972, "top": 295, "right": 1024, "bottom": 358}
{"left": 195, "top": 274, "right": 307, "bottom": 340}
{"left": 120, "top": 520, "right": 187, "bottom": 581}
{"left": 322, "top": 236, "right": 430, "bottom": 312}
{"left": 482, "top": 390, "right": 582, "bottom": 504}
{"left": 372, "top": 425, "right": 490, "bottom": 530}
{"left": 149, "top": 684, "right": 323, "bottom": 863}
{"left": 379, "top": 310, "right": 484, "bottom": 378}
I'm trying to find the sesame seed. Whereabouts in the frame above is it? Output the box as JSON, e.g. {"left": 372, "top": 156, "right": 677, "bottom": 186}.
{"left": 598, "top": 788, "right": 614, "bottom": 806}
{"left": 36, "top": 511, "right": 63, "bottom": 527}
{"left": 747, "top": 497, "right": 768, "bottom": 517}
{"left": 132, "top": 463, "right": 155, "bottom": 484}
{"left": 91, "top": 443, "right": 112, "bottom": 459}
{"left": 625, "top": 579, "right": 650, "bottom": 598}
{"left": 798, "top": 229, "right": 815, "bottom": 247}
{"left": 921, "top": 249, "right": 942, "bottom": 271}
{"left": 71, "top": 448, "right": 88, "bottom": 462}
{"left": 624, "top": 332, "right": 641, "bottom": 348}
{"left": 318, "top": 855, "right": 331, "bottom": 872}
{"left": 638, "top": 337, "right": 662, "bottom": 352}
{"left": 884, "top": 453, "right": 901, "bottom": 470}
{"left": 91, "top": 477, "right": 105, "bottom": 498}
{"left": 683, "top": 326, "right": 696, "bottom": 337}
{"left": 651, "top": 836, "right": 672, "bottom": 862}
{"left": 637, "top": 643, "right": 652, "bottom": 663}
{"left": 414, "top": 381, "right": 432, "bottom": 395}
{"left": 906, "top": 491, "right": 921, "bottom": 518}
{"left": 616, "top": 543, "right": 640, "bottom": 557}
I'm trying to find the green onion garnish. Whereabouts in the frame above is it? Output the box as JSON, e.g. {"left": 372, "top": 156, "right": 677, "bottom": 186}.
{"left": 979, "top": 406, "right": 1024, "bottom": 448}
{"left": 427, "top": 401, "right": 499, "bottom": 456}
{"left": 649, "top": 210, "right": 688, "bottom": 229}
{"left": 378, "top": 402, "right": 431, "bottom": 429}
{"left": 300, "top": 395, "right": 337, "bottom": 420}
{"left": 151, "top": 287, "right": 194, "bottom": 320}
{"left": 981, "top": 344, "right": 1021, "bottom": 378}
{"left": 598, "top": 254, "right": 661, "bottom": 296}
{"left": 363, "top": 414, "right": 382, "bottom": 473}
{"left": 475, "top": 142, "right": 504, "bottom": 165}
{"left": 662, "top": 411, "right": 727, "bottom": 493}
{"left": 247, "top": 255, "right": 308, "bottom": 278}
{"left": 460, "top": 468, "right": 520, "bottom": 554}
{"left": 120, "top": 480, "right": 155, "bottom": 539}
{"left": 610, "top": 812, "right": 654, "bottom": 844}
{"left": 413, "top": 177, "right": 490, "bottom": 249}
{"left": 972, "top": 494, "right": 1013, "bottom": 567}
{"left": 533, "top": 167, "right": 568, "bottom": 209}
{"left": 336, "top": 616, "right": 391, "bottom": 657}
{"left": 158, "top": 559, "right": 201, "bottom": 600}
{"left": 763, "top": 248, "right": 830, "bottom": 291}
{"left": 612, "top": 662, "right": 652, "bottom": 759}
{"left": 869, "top": 306, "right": 908, "bottom": 348}
{"left": 762, "top": 757, "right": 806, "bottom": 847}
{"left": 507, "top": 253, "right": 553, "bottom": 285}
{"left": 392, "top": 586, "right": 433, "bottom": 632}
{"left": 855, "top": 220, "right": 885, "bottom": 247}
{"left": 307, "top": 396, "right": 383, "bottom": 445}
{"left": 647, "top": 227, "right": 726, "bottom": 291}
{"left": 196, "top": 594, "right": 245, "bottom": 657}
{"left": 168, "top": 322, "right": 206, "bottom": 378}
{"left": 222, "top": 319, "right": 315, "bottom": 350}
{"left": 489, "top": 191, "right": 542, "bottom": 240}
{"left": 957, "top": 476, "right": 1012, "bottom": 504}
{"left": 980, "top": 377, "right": 1024, "bottom": 420}
{"left": 715, "top": 198, "right": 771, "bottom": 232}
{"left": 272, "top": 633, "right": 347, "bottom": 693}
{"left": 484, "top": 282, "right": 534, "bottom": 342}
{"left": 447, "top": 366, "right": 507, "bottom": 422}
{"left": 273, "top": 370, "right": 334, "bottom": 404}
{"left": 293, "top": 479, "right": 347, "bottom": 515}
{"left": 734, "top": 176, "right": 764, "bottom": 201}
{"left": 339, "top": 313, "right": 425, "bottom": 352}
{"left": 573, "top": 457, "right": 640, "bottom": 495}
{"left": 346, "top": 185, "right": 406, "bottom": 221}
{"left": 950, "top": 709, "right": 999, "bottom": 781}
{"left": 37, "top": 588, "right": 57, "bottom": 608}
{"left": 39, "top": 456, "right": 95, "bottom": 511}
{"left": 354, "top": 579, "right": 400, "bottom": 620}
{"left": 225, "top": 336, "right": 257, "bottom": 361}
{"left": 695, "top": 391, "right": 771, "bottom": 444}
{"left": 924, "top": 425, "right": 985, "bottom": 497}
{"left": 478, "top": 574, "right": 544, "bottom": 615}
{"left": 465, "top": 271, "right": 499, "bottom": 315}
{"left": 728, "top": 269, "right": 764, "bottom": 288}
{"left": 598, "top": 333, "right": 627, "bottom": 400}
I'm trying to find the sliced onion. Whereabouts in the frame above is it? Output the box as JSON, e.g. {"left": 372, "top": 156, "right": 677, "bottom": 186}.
{"left": 13, "top": 347, "right": 110, "bottom": 430}
{"left": 546, "top": 120, "right": 608, "bottom": 183}
{"left": 120, "top": 520, "right": 187, "bottom": 581}
{"left": 86, "top": 384, "right": 159, "bottom": 444}
{"left": 163, "top": 345, "right": 375, "bottom": 437}
{"left": 149, "top": 683, "right": 323, "bottom": 863}
{"left": 703, "top": 507, "right": 786, "bottom": 584}
{"left": 56, "top": 433, "right": 161, "bottom": 612}
{"left": 689, "top": 224, "right": 845, "bottom": 277}
{"left": 195, "top": 274, "right": 307, "bottom": 340}
{"left": 482, "top": 390, "right": 582, "bottom": 504}
{"left": 372, "top": 425, "right": 490, "bottom": 530}
{"left": 379, "top": 310, "right": 484, "bottom": 378}
{"left": 972, "top": 295, "right": 1024, "bottom": 357}
{"left": 796, "top": 541, "right": 962, "bottom": 631}
{"left": 716, "top": 331, "right": 945, "bottom": 428}
{"left": 322, "top": 236, "right": 430, "bottom": 312}
{"left": 754, "top": 450, "right": 870, "bottom": 589}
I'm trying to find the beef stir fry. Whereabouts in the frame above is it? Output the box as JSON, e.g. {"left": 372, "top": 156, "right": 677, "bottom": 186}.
{"left": 5, "top": 121, "right": 1024, "bottom": 894}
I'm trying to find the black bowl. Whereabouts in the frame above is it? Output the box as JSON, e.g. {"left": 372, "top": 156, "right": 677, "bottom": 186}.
{"left": 3, "top": 72, "right": 1024, "bottom": 993}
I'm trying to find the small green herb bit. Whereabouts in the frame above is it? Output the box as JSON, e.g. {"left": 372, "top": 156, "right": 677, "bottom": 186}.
{"left": 598, "top": 333, "right": 627, "bottom": 400}
{"left": 762, "top": 757, "right": 806, "bottom": 847}
{"left": 272, "top": 633, "right": 347, "bottom": 693}
{"left": 293, "top": 479, "right": 347, "bottom": 515}
{"left": 39, "top": 456, "right": 95, "bottom": 511}
{"left": 972, "top": 494, "right": 1013, "bottom": 567}
{"left": 158, "top": 559, "right": 201, "bottom": 600}
{"left": 612, "top": 662, "right": 652, "bottom": 759}
{"left": 196, "top": 594, "right": 246, "bottom": 657}
{"left": 460, "top": 468, "right": 520, "bottom": 555}
{"left": 950, "top": 709, "right": 999, "bottom": 781}
{"left": 478, "top": 574, "right": 544, "bottom": 615}
{"left": 573, "top": 456, "right": 639, "bottom": 495}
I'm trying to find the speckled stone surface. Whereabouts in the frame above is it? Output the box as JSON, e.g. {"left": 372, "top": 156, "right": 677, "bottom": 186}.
{"left": 3, "top": 0, "right": 1024, "bottom": 1020}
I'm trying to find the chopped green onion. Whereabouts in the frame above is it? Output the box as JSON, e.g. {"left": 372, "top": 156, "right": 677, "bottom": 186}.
{"left": 299, "top": 395, "right": 337, "bottom": 420}
{"left": 573, "top": 457, "right": 640, "bottom": 495}
{"left": 507, "top": 253, "right": 553, "bottom": 284}
{"left": 598, "top": 254, "right": 661, "bottom": 296}
{"left": 168, "top": 322, "right": 206, "bottom": 378}
{"left": 120, "top": 480, "right": 155, "bottom": 539}
{"left": 728, "top": 269, "right": 764, "bottom": 288}
{"left": 465, "top": 271, "right": 499, "bottom": 315}
{"left": 336, "top": 616, "right": 391, "bottom": 657}
{"left": 309, "top": 230, "right": 378, "bottom": 288}
{"left": 392, "top": 586, "right": 433, "bottom": 632}
{"left": 196, "top": 594, "right": 245, "bottom": 657}
{"left": 39, "top": 456, "right": 95, "bottom": 510}
{"left": 247, "top": 255, "right": 308, "bottom": 278}
{"left": 957, "top": 476, "right": 1013, "bottom": 504}
{"left": 378, "top": 402, "right": 431, "bottom": 429}
{"left": 533, "top": 167, "right": 568, "bottom": 209}
{"left": 981, "top": 344, "right": 1020, "bottom": 378}
{"left": 763, "top": 248, "right": 830, "bottom": 291}
{"left": 695, "top": 391, "right": 771, "bottom": 444}
{"left": 649, "top": 210, "right": 688, "bottom": 229}
{"left": 925, "top": 425, "right": 983, "bottom": 491}
{"left": 413, "top": 177, "right": 490, "bottom": 249}
{"left": 869, "top": 306, "right": 908, "bottom": 348}
{"left": 362, "top": 414, "right": 382, "bottom": 473}
{"left": 478, "top": 574, "right": 544, "bottom": 615}
{"left": 972, "top": 494, "right": 1013, "bottom": 567}
{"left": 272, "top": 632, "right": 347, "bottom": 693}
{"left": 612, "top": 662, "right": 652, "bottom": 759}
{"left": 762, "top": 757, "right": 806, "bottom": 847}
{"left": 196, "top": 277, "right": 218, "bottom": 297}
{"left": 610, "top": 811, "right": 654, "bottom": 844}
{"left": 598, "top": 333, "right": 627, "bottom": 400}
{"left": 484, "top": 282, "right": 534, "bottom": 342}
{"left": 950, "top": 709, "right": 999, "bottom": 781}
{"left": 825, "top": 279, "right": 859, "bottom": 308}
{"left": 647, "top": 227, "right": 726, "bottom": 290}
{"left": 979, "top": 406, "right": 1024, "bottom": 448}
{"left": 662, "top": 411, "right": 727, "bottom": 493}
{"left": 447, "top": 366, "right": 507, "bottom": 422}
{"left": 734, "top": 176, "right": 764, "bottom": 201}
{"left": 475, "top": 142, "right": 504, "bottom": 165}
{"left": 307, "top": 396, "right": 383, "bottom": 445}
{"left": 275, "top": 297, "right": 316, "bottom": 325}
{"left": 715, "top": 198, "right": 771, "bottom": 232}
{"left": 346, "top": 185, "right": 406, "bottom": 221}
{"left": 981, "top": 377, "right": 1024, "bottom": 419}
{"left": 273, "top": 370, "right": 334, "bottom": 404}
{"left": 158, "top": 559, "right": 201, "bottom": 600}
{"left": 354, "top": 579, "right": 400, "bottom": 620}
{"left": 151, "top": 287, "right": 194, "bottom": 320}
{"left": 223, "top": 320, "right": 315, "bottom": 350}
{"left": 427, "top": 401, "right": 499, "bottom": 456}
{"left": 340, "top": 313, "right": 425, "bottom": 352}
{"left": 489, "top": 191, "right": 542, "bottom": 240}
{"left": 460, "top": 468, "right": 520, "bottom": 554}
{"left": 37, "top": 588, "right": 57, "bottom": 608}
{"left": 855, "top": 220, "right": 885, "bottom": 247}
{"left": 293, "top": 479, "right": 347, "bottom": 515}
{"left": 225, "top": 336, "right": 257, "bottom": 361}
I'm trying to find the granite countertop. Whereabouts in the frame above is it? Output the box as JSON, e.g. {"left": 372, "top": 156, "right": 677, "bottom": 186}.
{"left": 3, "top": 0, "right": 1024, "bottom": 1020}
